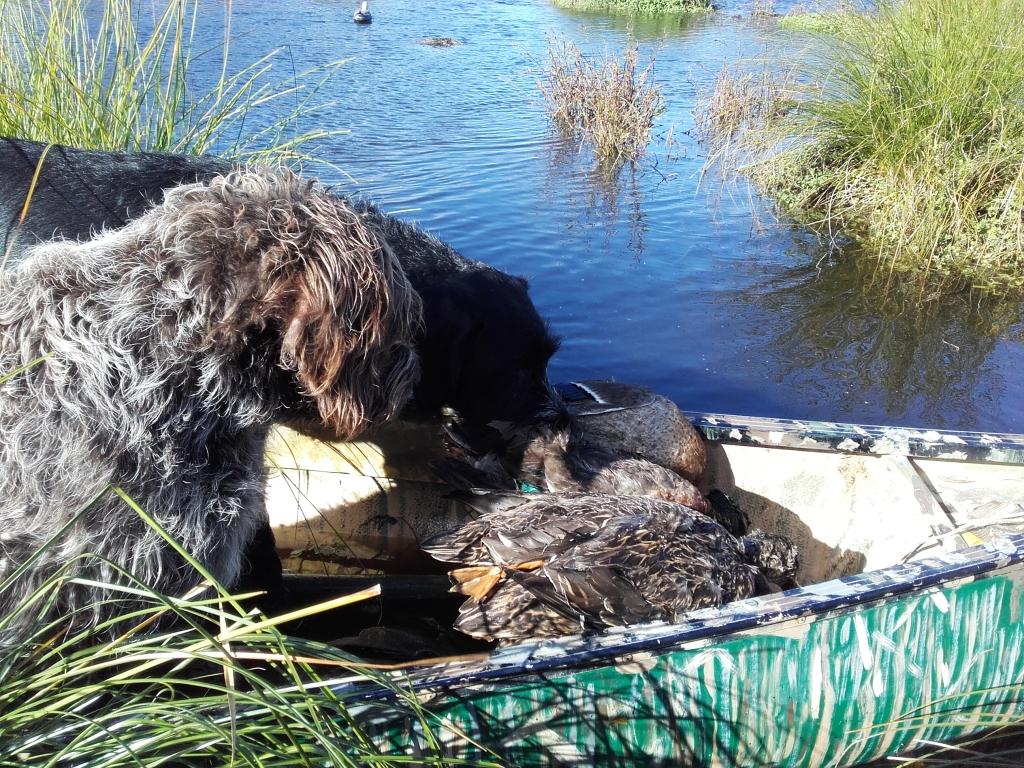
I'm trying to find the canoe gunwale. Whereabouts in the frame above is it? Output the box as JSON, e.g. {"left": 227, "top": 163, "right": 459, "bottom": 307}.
{"left": 688, "top": 412, "right": 1024, "bottom": 465}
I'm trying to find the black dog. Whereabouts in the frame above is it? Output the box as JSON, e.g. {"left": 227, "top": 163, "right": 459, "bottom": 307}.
{"left": 0, "top": 137, "right": 558, "bottom": 428}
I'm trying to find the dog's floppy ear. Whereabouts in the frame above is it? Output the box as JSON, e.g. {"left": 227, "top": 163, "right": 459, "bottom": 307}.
{"left": 268, "top": 185, "right": 422, "bottom": 439}
{"left": 184, "top": 170, "right": 421, "bottom": 440}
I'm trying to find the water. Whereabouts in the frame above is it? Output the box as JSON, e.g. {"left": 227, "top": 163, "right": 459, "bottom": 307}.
{"left": 206, "top": 0, "right": 1023, "bottom": 432}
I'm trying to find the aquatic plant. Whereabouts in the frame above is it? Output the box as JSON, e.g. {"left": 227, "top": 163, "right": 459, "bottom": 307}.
{"left": 550, "top": 0, "right": 711, "bottom": 14}
{"left": 698, "top": 0, "right": 1024, "bottom": 296}
{"left": 777, "top": 10, "right": 855, "bottom": 35}
{"left": 0, "top": 0, "right": 340, "bottom": 162}
{"left": 0, "top": 487, "right": 497, "bottom": 767}
{"left": 695, "top": 65, "right": 794, "bottom": 149}
{"left": 419, "top": 37, "right": 462, "bottom": 47}
{"left": 540, "top": 37, "right": 664, "bottom": 167}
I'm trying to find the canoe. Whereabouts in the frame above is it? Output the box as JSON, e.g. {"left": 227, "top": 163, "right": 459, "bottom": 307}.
{"left": 264, "top": 407, "right": 1024, "bottom": 767}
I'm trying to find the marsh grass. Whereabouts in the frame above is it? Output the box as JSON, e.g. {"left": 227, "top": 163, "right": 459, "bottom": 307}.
{"left": 550, "top": 0, "right": 712, "bottom": 14}
{"left": 540, "top": 37, "right": 664, "bottom": 168}
{"left": 777, "top": 10, "right": 856, "bottom": 35}
{"left": 855, "top": 684, "right": 1024, "bottom": 766}
{"left": 0, "top": 0, "right": 341, "bottom": 162}
{"left": 0, "top": 487, "right": 499, "bottom": 767}
{"left": 695, "top": 65, "right": 795, "bottom": 154}
{"left": 698, "top": 0, "right": 1024, "bottom": 296}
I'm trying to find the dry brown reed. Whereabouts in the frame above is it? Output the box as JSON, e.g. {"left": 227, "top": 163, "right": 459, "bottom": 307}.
{"left": 694, "top": 63, "right": 796, "bottom": 174}
{"left": 540, "top": 37, "right": 664, "bottom": 167}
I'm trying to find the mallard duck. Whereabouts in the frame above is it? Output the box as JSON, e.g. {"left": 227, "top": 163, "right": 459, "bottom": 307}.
{"left": 353, "top": 1, "right": 371, "bottom": 23}
{"left": 559, "top": 380, "right": 707, "bottom": 485}
{"left": 439, "top": 386, "right": 713, "bottom": 514}
{"left": 424, "top": 492, "right": 799, "bottom": 644}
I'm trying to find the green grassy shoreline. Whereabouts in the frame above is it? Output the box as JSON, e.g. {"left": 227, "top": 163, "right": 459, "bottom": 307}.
{"left": 701, "top": 0, "right": 1024, "bottom": 296}
{"left": 0, "top": 0, "right": 337, "bottom": 162}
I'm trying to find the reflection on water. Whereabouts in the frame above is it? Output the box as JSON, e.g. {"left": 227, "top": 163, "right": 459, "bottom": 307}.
{"left": 206, "top": 0, "right": 1023, "bottom": 433}
{"left": 730, "top": 244, "right": 1024, "bottom": 429}
{"left": 543, "top": 138, "right": 653, "bottom": 261}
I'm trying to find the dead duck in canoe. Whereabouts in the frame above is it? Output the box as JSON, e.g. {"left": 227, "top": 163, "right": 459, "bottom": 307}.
{"left": 438, "top": 384, "right": 713, "bottom": 515}
{"left": 423, "top": 492, "right": 799, "bottom": 644}
{"left": 353, "top": 1, "right": 371, "bottom": 23}
{"left": 560, "top": 380, "right": 707, "bottom": 485}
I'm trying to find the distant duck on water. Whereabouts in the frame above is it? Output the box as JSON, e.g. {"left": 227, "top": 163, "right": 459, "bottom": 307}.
{"left": 353, "top": 1, "right": 371, "bottom": 23}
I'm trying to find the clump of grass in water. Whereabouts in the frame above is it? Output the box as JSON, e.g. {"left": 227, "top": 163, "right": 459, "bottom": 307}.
{"left": 551, "top": 0, "right": 711, "bottom": 14}
{"left": 777, "top": 10, "right": 855, "bottom": 35}
{"left": 698, "top": 0, "right": 1024, "bottom": 297}
{"left": 0, "top": 0, "right": 341, "bottom": 163}
{"left": 0, "top": 487, "right": 499, "bottom": 766}
{"left": 696, "top": 65, "right": 794, "bottom": 149}
{"left": 540, "top": 37, "right": 664, "bottom": 168}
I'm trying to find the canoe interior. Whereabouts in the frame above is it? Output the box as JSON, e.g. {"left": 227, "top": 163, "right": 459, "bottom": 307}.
{"left": 262, "top": 416, "right": 1024, "bottom": 659}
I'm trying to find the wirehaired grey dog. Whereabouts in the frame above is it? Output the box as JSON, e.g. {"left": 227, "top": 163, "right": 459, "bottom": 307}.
{"left": 0, "top": 168, "right": 421, "bottom": 637}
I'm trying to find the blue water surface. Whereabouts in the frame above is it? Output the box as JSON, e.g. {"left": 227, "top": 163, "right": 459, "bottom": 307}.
{"left": 197, "top": 0, "right": 1024, "bottom": 432}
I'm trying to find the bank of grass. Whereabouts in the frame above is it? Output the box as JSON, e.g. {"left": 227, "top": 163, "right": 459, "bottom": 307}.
{"left": 0, "top": 0, "right": 339, "bottom": 162}
{"left": 540, "top": 37, "right": 664, "bottom": 167}
{"left": 699, "top": 0, "right": 1024, "bottom": 295}
{"left": 550, "top": 0, "right": 711, "bottom": 16}
{"left": 0, "top": 489, "right": 494, "bottom": 766}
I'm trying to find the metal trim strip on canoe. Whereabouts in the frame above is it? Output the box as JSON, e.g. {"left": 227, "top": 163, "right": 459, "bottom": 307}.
{"left": 686, "top": 412, "right": 1024, "bottom": 464}
{"left": 391, "top": 531, "right": 1024, "bottom": 692}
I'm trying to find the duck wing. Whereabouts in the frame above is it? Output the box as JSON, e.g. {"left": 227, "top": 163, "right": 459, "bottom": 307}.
{"left": 453, "top": 558, "right": 655, "bottom": 642}
{"left": 557, "top": 380, "right": 657, "bottom": 415}
{"left": 423, "top": 492, "right": 618, "bottom": 564}
{"left": 575, "top": 455, "right": 710, "bottom": 513}
{"left": 528, "top": 513, "right": 679, "bottom": 628}
{"left": 516, "top": 561, "right": 658, "bottom": 630}
{"left": 454, "top": 579, "right": 582, "bottom": 642}
{"left": 529, "top": 508, "right": 759, "bottom": 627}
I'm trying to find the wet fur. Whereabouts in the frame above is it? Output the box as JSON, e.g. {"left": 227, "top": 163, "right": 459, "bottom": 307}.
{"left": 0, "top": 168, "right": 421, "bottom": 637}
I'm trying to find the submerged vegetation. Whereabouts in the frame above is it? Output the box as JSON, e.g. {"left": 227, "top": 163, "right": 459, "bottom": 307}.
{"left": 419, "top": 37, "right": 462, "bottom": 47}
{"left": 699, "top": 0, "right": 1024, "bottom": 296}
{"left": 550, "top": 0, "right": 711, "bottom": 14}
{"left": 0, "top": 0, "right": 338, "bottom": 162}
{"left": 540, "top": 37, "right": 664, "bottom": 167}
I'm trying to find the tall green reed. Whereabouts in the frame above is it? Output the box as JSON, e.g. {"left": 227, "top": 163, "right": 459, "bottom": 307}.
{"left": 0, "top": 486, "right": 501, "bottom": 767}
{"left": 0, "top": 0, "right": 341, "bottom": 162}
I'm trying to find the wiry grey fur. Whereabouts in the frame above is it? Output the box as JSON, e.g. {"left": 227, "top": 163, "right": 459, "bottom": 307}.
{"left": 0, "top": 168, "right": 421, "bottom": 639}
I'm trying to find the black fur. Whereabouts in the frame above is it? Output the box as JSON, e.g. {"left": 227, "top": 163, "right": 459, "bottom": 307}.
{"left": 0, "top": 137, "right": 232, "bottom": 255}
